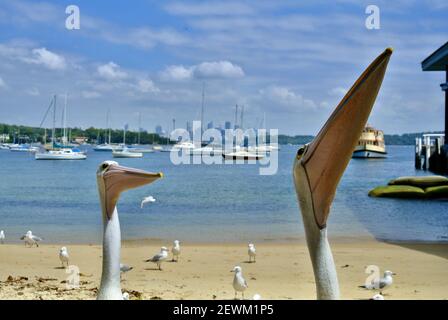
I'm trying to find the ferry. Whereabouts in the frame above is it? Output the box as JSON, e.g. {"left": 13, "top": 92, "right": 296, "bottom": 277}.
{"left": 352, "top": 125, "right": 387, "bottom": 158}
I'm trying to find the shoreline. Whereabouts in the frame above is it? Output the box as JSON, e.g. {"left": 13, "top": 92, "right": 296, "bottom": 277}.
{"left": 1, "top": 238, "right": 447, "bottom": 300}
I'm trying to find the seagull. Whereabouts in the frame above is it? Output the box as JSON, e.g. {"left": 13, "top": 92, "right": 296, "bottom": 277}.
{"left": 96, "top": 161, "right": 163, "bottom": 300}
{"left": 0, "top": 230, "right": 4, "bottom": 244}
{"left": 248, "top": 243, "right": 256, "bottom": 263}
{"left": 146, "top": 247, "right": 169, "bottom": 270}
{"left": 371, "top": 293, "right": 385, "bottom": 300}
{"left": 231, "top": 266, "right": 248, "bottom": 300}
{"left": 293, "top": 48, "right": 392, "bottom": 299}
{"left": 172, "top": 240, "right": 181, "bottom": 262}
{"left": 20, "top": 231, "right": 43, "bottom": 247}
{"left": 360, "top": 270, "right": 395, "bottom": 294}
{"left": 141, "top": 195, "right": 156, "bottom": 208}
{"left": 59, "top": 247, "right": 69, "bottom": 267}
{"left": 120, "top": 263, "right": 133, "bottom": 274}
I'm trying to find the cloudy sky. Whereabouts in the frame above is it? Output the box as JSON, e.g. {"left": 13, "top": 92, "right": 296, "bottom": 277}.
{"left": 0, "top": 0, "right": 446, "bottom": 135}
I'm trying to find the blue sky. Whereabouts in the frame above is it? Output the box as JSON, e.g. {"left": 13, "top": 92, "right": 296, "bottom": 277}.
{"left": 0, "top": 0, "right": 447, "bottom": 135}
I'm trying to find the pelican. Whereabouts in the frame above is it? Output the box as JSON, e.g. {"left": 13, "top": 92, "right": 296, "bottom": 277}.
{"left": 0, "top": 230, "right": 4, "bottom": 244}
{"left": 293, "top": 48, "right": 392, "bottom": 300}
{"left": 171, "top": 240, "right": 180, "bottom": 262}
{"left": 96, "top": 161, "right": 162, "bottom": 300}
{"left": 231, "top": 266, "right": 248, "bottom": 300}
{"left": 20, "top": 231, "right": 42, "bottom": 247}
{"left": 248, "top": 243, "right": 256, "bottom": 263}
{"left": 59, "top": 247, "right": 69, "bottom": 267}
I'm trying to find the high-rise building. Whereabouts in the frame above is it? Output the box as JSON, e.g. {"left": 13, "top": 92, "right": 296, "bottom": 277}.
{"left": 155, "top": 125, "right": 163, "bottom": 135}
{"left": 224, "top": 121, "right": 232, "bottom": 130}
{"left": 207, "top": 121, "right": 214, "bottom": 129}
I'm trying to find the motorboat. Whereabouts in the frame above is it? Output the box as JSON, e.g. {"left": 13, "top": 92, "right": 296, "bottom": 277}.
{"left": 112, "top": 148, "right": 143, "bottom": 158}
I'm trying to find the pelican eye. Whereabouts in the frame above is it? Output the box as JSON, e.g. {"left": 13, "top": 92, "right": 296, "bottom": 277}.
{"left": 102, "top": 163, "right": 109, "bottom": 170}
{"left": 296, "top": 146, "right": 306, "bottom": 159}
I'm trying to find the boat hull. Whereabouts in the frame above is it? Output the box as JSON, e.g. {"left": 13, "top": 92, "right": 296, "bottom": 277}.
{"left": 35, "top": 153, "right": 87, "bottom": 160}
{"left": 352, "top": 150, "right": 387, "bottom": 158}
{"left": 112, "top": 152, "right": 143, "bottom": 158}
{"left": 222, "top": 152, "right": 265, "bottom": 160}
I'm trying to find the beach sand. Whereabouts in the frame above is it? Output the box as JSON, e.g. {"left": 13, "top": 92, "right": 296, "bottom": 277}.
{"left": 0, "top": 239, "right": 447, "bottom": 300}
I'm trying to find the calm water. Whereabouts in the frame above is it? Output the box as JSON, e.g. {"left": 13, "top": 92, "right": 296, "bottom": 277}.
{"left": 0, "top": 145, "right": 447, "bottom": 243}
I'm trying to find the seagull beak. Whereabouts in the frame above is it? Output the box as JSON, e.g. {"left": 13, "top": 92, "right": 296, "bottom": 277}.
{"left": 295, "top": 48, "right": 392, "bottom": 229}
{"left": 103, "top": 164, "right": 163, "bottom": 219}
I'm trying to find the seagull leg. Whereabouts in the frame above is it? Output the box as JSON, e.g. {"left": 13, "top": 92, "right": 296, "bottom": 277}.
{"left": 234, "top": 291, "right": 237, "bottom": 300}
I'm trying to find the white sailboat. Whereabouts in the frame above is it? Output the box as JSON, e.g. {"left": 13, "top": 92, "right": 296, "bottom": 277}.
{"left": 35, "top": 94, "right": 87, "bottom": 160}
{"left": 112, "top": 125, "right": 143, "bottom": 158}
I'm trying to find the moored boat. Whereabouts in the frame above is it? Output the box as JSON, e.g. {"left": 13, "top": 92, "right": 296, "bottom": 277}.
{"left": 352, "top": 125, "right": 387, "bottom": 158}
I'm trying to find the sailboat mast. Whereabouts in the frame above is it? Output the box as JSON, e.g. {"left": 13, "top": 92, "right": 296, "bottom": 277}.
{"left": 234, "top": 104, "right": 239, "bottom": 129}
{"left": 200, "top": 82, "right": 205, "bottom": 140}
{"left": 63, "top": 93, "right": 67, "bottom": 144}
{"left": 106, "top": 109, "right": 111, "bottom": 145}
{"left": 240, "top": 105, "right": 244, "bottom": 130}
{"left": 52, "top": 95, "right": 57, "bottom": 148}
{"left": 138, "top": 112, "right": 141, "bottom": 145}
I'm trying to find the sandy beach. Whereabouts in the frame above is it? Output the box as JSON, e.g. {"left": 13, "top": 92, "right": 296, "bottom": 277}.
{"left": 0, "top": 239, "right": 447, "bottom": 300}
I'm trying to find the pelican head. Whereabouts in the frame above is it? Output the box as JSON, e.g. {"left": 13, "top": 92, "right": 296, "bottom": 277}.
{"left": 96, "top": 161, "right": 163, "bottom": 220}
{"left": 293, "top": 48, "right": 392, "bottom": 299}
{"left": 60, "top": 247, "right": 67, "bottom": 253}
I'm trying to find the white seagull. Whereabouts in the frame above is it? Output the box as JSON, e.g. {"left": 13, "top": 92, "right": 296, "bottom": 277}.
{"left": 248, "top": 243, "right": 256, "bottom": 263}
{"left": 231, "top": 266, "right": 248, "bottom": 300}
{"left": 146, "top": 247, "right": 169, "bottom": 270}
{"left": 59, "top": 247, "right": 70, "bottom": 267}
{"left": 141, "top": 195, "right": 156, "bottom": 208}
{"left": 0, "top": 230, "right": 5, "bottom": 244}
{"left": 172, "top": 240, "right": 181, "bottom": 262}
{"left": 96, "top": 161, "right": 163, "bottom": 300}
{"left": 360, "top": 270, "right": 395, "bottom": 294}
{"left": 293, "top": 48, "right": 392, "bottom": 299}
{"left": 120, "top": 263, "right": 133, "bottom": 274}
{"left": 20, "top": 230, "right": 43, "bottom": 247}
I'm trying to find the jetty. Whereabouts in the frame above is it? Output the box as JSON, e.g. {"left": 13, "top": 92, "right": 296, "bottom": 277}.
{"left": 418, "top": 42, "right": 448, "bottom": 174}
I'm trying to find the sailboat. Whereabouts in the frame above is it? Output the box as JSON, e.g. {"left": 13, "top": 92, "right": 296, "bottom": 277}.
{"left": 94, "top": 109, "right": 120, "bottom": 152}
{"left": 112, "top": 125, "right": 143, "bottom": 158}
{"left": 35, "top": 94, "right": 87, "bottom": 160}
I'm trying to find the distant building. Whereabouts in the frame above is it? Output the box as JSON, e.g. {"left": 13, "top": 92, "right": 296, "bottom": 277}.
{"left": 207, "top": 121, "right": 214, "bottom": 129}
{"left": 155, "top": 125, "right": 163, "bottom": 135}
{"left": 225, "top": 121, "right": 232, "bottom": 130}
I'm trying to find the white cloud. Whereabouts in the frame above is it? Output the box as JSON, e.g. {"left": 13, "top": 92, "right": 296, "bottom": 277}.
{"left": 97, "top": 62, "right": 127, "bottom": 80}
{"left": 329, "top": 87, "right": 347, "bottom": 97}
{"left": 160, "top": 65, "right": 193, "bottom": 81}
{"left": 26, "top": 47, "right": 66, "bottom": 70}
{"left": 194, "top": 61, "right": 244, "bottom": 79}
{"left": 82, "top": 90, "right": 102, "bottom": 99}
{"left": 165, "top": 2, "right": 254, "bottom": 16}
{"left": 135, "top": 79, "right": 159, "bottom": 93}
{"left": 160, "top": 61, "right": 244, "bottom": 81}
{"left": 260, "top": 86, "right": 316, "bottom": 110}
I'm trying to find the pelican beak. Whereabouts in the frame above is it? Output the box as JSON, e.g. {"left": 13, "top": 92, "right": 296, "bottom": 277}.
{"left": 295, "top": 48, "right": 392, "bottom": 229}
{"left": 103, "top": 164, "right": 163, "bottom": 219}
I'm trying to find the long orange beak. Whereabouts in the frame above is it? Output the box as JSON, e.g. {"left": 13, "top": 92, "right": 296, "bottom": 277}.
{"left": 300, "top": 48, "right": 393, "bottom": 228}
{"left": 103, "top": 164, "right": 163, "bottom": 219}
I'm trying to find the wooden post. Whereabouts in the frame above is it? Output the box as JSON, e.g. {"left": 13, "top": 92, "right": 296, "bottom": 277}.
{"left": 424, "top": 136, "right": 431, "bottom": 170}
{"left": 415, "top": 137, "right": 422, "bottom": 169}
{"left": 445, "top": 66, "right": 448, "bottom": 144}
